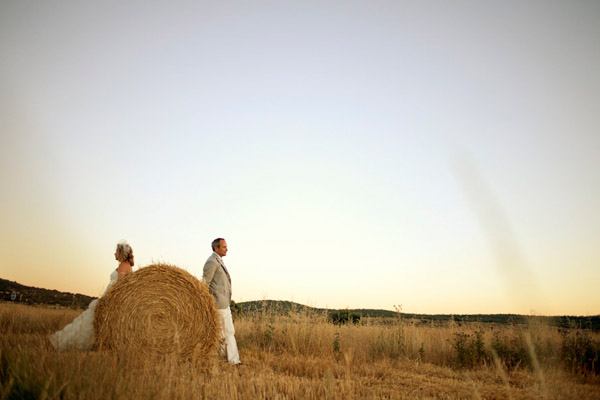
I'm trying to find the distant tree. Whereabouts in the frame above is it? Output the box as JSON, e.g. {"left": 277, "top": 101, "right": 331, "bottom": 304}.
{"left": 329, "top": 311, "right": 361, "bottom": 325}
{"left": 230, "top": 300, "right": 241, "bottom": 317}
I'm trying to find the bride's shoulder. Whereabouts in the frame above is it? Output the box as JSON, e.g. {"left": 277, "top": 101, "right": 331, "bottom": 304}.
{"left": 110, "top": 269, "right": 119, "bottom": 280}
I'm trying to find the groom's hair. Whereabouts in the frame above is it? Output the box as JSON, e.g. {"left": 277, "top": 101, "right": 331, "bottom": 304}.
{"left": 212, "top": 238, "right": 225, "bottom": 251}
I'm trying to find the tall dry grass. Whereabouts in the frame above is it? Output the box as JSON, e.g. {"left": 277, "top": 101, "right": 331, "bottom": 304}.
{"left": 1, "top": 302, "right": 598, "bottom": 399}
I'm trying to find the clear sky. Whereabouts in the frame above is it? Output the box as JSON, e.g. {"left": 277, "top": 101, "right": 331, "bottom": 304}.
{"left": 1, "top": 1, "right": 599, "bottom": 315}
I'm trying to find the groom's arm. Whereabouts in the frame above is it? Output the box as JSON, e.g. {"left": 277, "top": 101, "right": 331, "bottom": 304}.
{"left": 203, "top": 259, "right": 218, "bottom": 284}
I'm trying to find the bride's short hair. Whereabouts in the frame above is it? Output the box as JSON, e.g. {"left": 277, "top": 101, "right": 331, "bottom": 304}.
{"left": 115, "top": 241, "right": 134, "bottom": 266}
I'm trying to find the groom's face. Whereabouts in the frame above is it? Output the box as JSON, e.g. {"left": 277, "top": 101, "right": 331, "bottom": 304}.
{"left": 216, "top": 240, "right": 228, "bottom": 257}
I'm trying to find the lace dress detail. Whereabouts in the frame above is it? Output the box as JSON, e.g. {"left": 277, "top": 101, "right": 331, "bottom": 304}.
{"left": 49, "top": 270, "right": 119, "bottom": 351}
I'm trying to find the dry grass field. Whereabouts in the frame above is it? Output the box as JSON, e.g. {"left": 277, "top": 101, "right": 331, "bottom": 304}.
{"left": 1, "top": 302, "right": 598, "bottom": 399}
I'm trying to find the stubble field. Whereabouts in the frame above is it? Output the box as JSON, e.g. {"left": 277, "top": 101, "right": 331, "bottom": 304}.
{"left": 0, "top": 302, "right": 598, "bottom": 399}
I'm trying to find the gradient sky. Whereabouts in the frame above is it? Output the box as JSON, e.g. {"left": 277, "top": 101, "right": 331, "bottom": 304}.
{"left": 1, "top": 1, "right": 599, "bottom": 315}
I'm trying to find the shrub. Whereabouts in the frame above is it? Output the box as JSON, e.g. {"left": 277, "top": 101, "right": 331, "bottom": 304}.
{"left": 561, "top": 330, "right": 599, "bottom": 375}
{"left": 328, "top": 311, "right": 361, "bottom": 325}
{"left": 451, "top": 330, "right": 489, "bottom": 368}
{"left": 490, "top": 331, "right": 530, "bottom": 370}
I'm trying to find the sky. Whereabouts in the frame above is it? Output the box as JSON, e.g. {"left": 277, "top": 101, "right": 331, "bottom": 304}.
{"left": 1, "top": 1, "right": 599, "bottom": 315}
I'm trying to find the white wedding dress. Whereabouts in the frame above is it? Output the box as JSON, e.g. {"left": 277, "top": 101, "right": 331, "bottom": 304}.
{"left": 49, "top": 270, "right": 118, "bottom": 351}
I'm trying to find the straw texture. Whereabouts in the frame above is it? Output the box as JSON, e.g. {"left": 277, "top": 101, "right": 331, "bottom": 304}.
{"left": 94, "top": 264, "right": 220, "bottom": 360}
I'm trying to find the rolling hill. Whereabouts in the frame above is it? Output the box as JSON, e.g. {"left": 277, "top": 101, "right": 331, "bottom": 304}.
{"left": 2, "top": 277, "right": 598, "bottom": 330}
{"left": 0, "top": 277, "right": 95, "bottom": 308}
{"left": 235, "top": 299, "right": 600, "bottom": 330}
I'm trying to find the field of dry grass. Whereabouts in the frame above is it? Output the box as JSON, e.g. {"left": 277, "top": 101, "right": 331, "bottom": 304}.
{"left": 1, "top": 302, "right": 598, "bottom": 399}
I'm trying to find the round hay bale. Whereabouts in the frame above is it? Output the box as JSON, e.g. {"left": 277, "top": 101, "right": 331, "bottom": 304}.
{"left": 94, "top": 264, "right": 220, "bottom": 360}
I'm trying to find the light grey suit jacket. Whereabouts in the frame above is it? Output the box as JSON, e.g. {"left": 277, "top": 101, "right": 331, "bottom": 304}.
{"left": 202, "top": 252, "right": 232, "bottom": 309}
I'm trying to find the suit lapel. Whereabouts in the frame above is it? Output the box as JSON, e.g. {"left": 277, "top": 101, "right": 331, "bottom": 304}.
{"left": 215, "top": 255, "right": 231, "bottom": 284}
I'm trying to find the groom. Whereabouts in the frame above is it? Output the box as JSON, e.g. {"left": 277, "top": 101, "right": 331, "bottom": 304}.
{"left": 202, "top": 238, "right": 241, "bottom": 365}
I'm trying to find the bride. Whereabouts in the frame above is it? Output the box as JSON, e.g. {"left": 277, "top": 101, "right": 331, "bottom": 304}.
{"left": 49, "top": 241, "right": 134, "bottom": 351}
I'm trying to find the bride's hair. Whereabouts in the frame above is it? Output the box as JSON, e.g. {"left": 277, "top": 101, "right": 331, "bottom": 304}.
{"left": 115, "top": 241, "right": 134, "bottom": 266}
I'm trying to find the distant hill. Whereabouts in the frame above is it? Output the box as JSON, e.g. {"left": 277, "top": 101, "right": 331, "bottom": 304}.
{"left": 235, "top": 299, "right": 399, "bottom": 317}
{"left": 235, "top": 300, "right": 600, "bottom": 331}
{"left": 0, "top": 278, "right": 95, "bottom": 308}
{"left": 1, "top": 278, "right": 598, "bottom": 331}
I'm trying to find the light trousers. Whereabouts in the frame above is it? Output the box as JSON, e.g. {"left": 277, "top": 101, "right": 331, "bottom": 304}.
{"left": 217, "top": 307, "right": 240, "bottom": 364}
